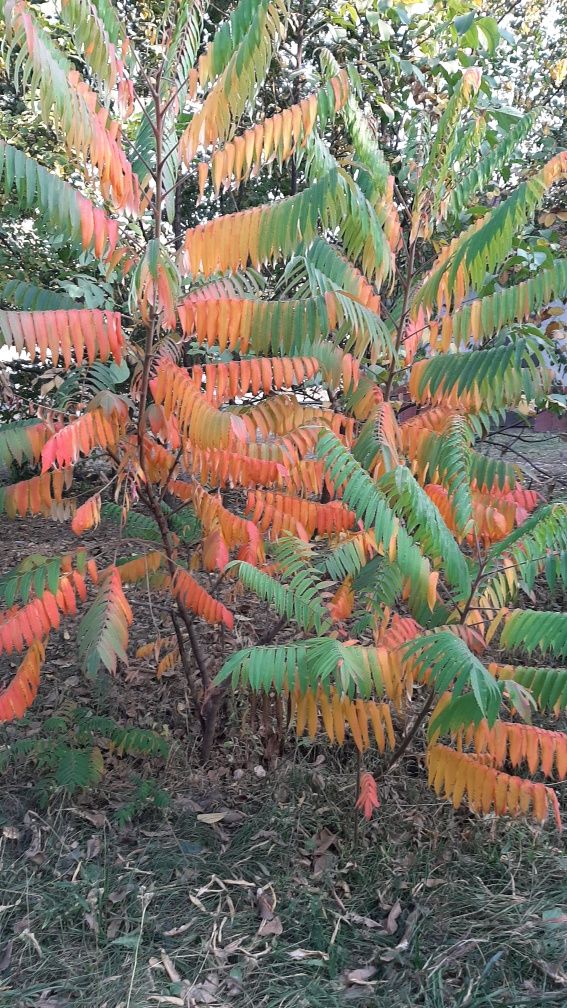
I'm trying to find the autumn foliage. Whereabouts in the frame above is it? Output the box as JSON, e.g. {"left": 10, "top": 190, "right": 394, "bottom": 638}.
{"left": 1, "top": 0, "right": 566, "bottom": 831}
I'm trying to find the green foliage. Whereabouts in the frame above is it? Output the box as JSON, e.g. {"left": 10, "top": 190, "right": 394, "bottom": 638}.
{"left": 101, "top": 502, "right": 163, "bottom": 543}
{"left": 0, "top": 418, "right": 46, "bottom": 467}
{"left": 378, "top": 466, "right": 472, "bottom": 595}
{"left": 495, "top": 664, "right": 567, "bottom": 713}
{"left": 114, "top": 776, "right": 171, "bottom": 824}
{"left": 500, "top": 609, "right": 567, "bottom": 658}
{"left": 404, "top": 631, "right": 502, "bottom": 725}
{"left": 53, "top": 359, "right": 130, "bottom": 406}
{"left": 0, "top": 705, "right": 169, "bottom": 796}
{"left": 217, "top": 636, "right": 390, "bottom": 697}
{"left": 447, "top": 112, "right": 538, "bottom": 216}
{"left": 0, "top": 550, "right": 89, "bottom": 606}
{"left": 233, "top": 560, "right": 329, "bottom": 633}
{"left": 2, "top": 279, "right": 79, "bottom": 310}
{"left": 482, "top": 502, "right": 567, "bottom": 604}
{"left": 0, "top": 142, "right": 113, "bottom": 261}
{"left": 101, "top": 501, "right": 200, "bottom": 547}
{"left": 418, "top": 170, "right": 566, "bottom": 312}
{"left": 410, "top": 341, "right": 552, "bottom": 410}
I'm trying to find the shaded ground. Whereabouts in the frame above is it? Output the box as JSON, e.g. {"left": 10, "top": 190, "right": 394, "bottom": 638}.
{"left": 1, "top": 740, "right": 566, "bottom": 1008}
{"left": 0, "top": 430, "right": 566, "bottom": 1008}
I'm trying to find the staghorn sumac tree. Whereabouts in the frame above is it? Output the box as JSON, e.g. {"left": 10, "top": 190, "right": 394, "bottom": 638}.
{"left": 0, "top": 1, "right": 566, "bottom": 829}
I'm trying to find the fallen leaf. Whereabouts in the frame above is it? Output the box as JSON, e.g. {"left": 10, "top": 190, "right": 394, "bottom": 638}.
{"left": 2, "top": 825, "right": 21, "bottom": 841}
{"left": 257, "top": 915, "right": 283, "bottom": 937}
{"left": 314, "top": 828, "right": 338, "bottom": 856}
{"left": 344, "top": 964, "right": 377, "bottom": 985}
{"left": 288, "top": 948, "right": 328, "bottom": 961}
{"left": 348, "top": 913, "right": 383, "bottom": 930}
{"left": 163, "top": 922, "right": 192, "bottom": 937}
{"left": 86, "top": 836, "right": 101, "bottom": 860}
{"left": 385, "top": 900, "right": 402, "bottom": 935}
{"left": 196, "top": 813, "right": 226, "bottom": 825}
{"left": 180, "top": 973, "right": 221, "bottom": 1004}
{"left": 24, "top": 824, "right": 44, "bottom": 863}
{"left": 160, "top": 948, "right": 181, "bottom": 983}
{"left": 106, "top": 919, "right": 122, "bottom": 940}
{"left": 256, "top": 889, "right": 276, "bottom": 920}
{"left": 189, "top": 894, "right": 207, "bottom": 912}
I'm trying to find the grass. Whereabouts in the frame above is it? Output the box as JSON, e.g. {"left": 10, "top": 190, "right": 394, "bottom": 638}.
{"left": 1, "top": 740, "right": 566, "bottom": 1008}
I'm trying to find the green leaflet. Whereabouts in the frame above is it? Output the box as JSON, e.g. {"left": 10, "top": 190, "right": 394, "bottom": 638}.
{"left": 403, "top": 631, "right": 502, "bottom": 725}
{"left": 481, "top": 502, "right": 567, "bottom": 604}
{"left": 0, "top": 551, "right": 88, "bottom": 607}
{"left": 321, "top": 536, "right": 372, "bottom": 582}
{"left": 60, "top": 0, "right": 131, "bottom": 95}
{"left": 233, "top": 560, "right": 330, "bottom": 634}
{"left": 188, "top": 0, "right": 287, "bottom": 156}
{"left": 416, "top": 71, "right": 481, "bottom": 217}
{"left": 320, "top": 50, "right": 390, "bottom": 201}
{"left": 54, "top": 746, "right": 104, "bottom": 790}
{"left": 0, "top": 419, "right": 47, "bottom": 467}
{"left": 500, "top": 609, "right": 567, "bottom": 659}
{"left": 429, "top": 692, "right": 488, "bottom": 739}
{"left": 378, "top": 467, "right": 472, "bottom": 596}
{"left": 188, "top": 292, "right": 389, "bottom": 361}
{"left": 414, "top": 417, "right": 474, "bottom": 535}
{"left": 216, "top": 637, "right": 391, "bottom": 697}
{"left": 304, "top": 137, "right": 392, "bottom": 283}
{"left": 417, "top": 164, "right": 564, "bottom": 312}
{"left": 101, "top": 502, "right": 163, "bottom": 543}
{"left": 411, "top": 341, "right": 552, "bottom": 411}
{"left": 89, "top": 0, "right": 132, "bottom": 56}
{"left": 0, "top": 142, "right": 115, "bottom": 260}
{"left": 201, "top": 0, "right": 282, "bottom": 84}
{"left": 2, "top": 280, "right": 79, "bottom": 311}
{"left": 165, "top": 0, "right": 205, "bottom": 108}
{"left": 492, "top": 664, "right": 567, "bottom": 712}
{"left": 317, "top": 431, "right": 434, "bottom": 608}
{"left": 447, "top": 113, "right": 537, "bottom": 216}
{"left": 78, "top": 569, "right": 131, "bottom": 676}
{"left": 101, "top": 501, "right": 200, "bottom": 546}
{"left": 469, "top": 450, "right": 516, "bottom": 493}
{"left": 445, "top": 259, "right": 567, "bottom": 347}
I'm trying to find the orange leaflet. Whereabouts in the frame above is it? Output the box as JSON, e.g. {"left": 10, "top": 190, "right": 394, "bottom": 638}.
{"left": 203, "top": 527, "right": 229, "bottom": 572}
{"left": 245, "top": 489, "right": 356, "bottom": 539}
{"left": 0, "top": 309, "right": 124, "bottom": 366}
{"left": 188, "top": 355, "right": 321, "bottom": 403}
{"left": 0, "top": 572, "right": 86, "bottom": 655}
{"left": 71, "top": 493, "right": 102, "bottom": 535}
{"left": 0, "top": 640, "right": 45, "bottom": 722}
{"left": 41, "top": 400, "right": 128, "bottom": 471}
{"left": 0, "top": 469, "right": 73, "bottom": 518}
{"left": 151, "top": 360, "right": 247, "bottom": 450}
{"left": 328, "top": 576, "right": 354, "bottom": 622}
{"left": 428, "top": 744, "right": 562, "bottom": 831}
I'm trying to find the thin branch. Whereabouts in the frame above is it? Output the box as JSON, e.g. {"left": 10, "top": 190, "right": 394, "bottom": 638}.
{"left": 381, "top": 685, "right": 436, "bottom": 777}
{"left": 170, "top": 609, "right": 204, "bottom": 724}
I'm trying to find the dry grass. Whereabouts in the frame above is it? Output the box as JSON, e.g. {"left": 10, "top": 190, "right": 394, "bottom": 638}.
{"left": 1, "top": 737, "right": 566, "bottom": 1008}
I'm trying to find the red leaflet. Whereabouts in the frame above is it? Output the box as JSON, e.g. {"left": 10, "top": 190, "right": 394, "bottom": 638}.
{"left": 173, "top": 569, "right": 234, "bottom": 629}
{"left": 355, "top": 772, "right": 380, "bottom": 820}
{"left": 203, "top": 527, "right": 229, "bottom": 572}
